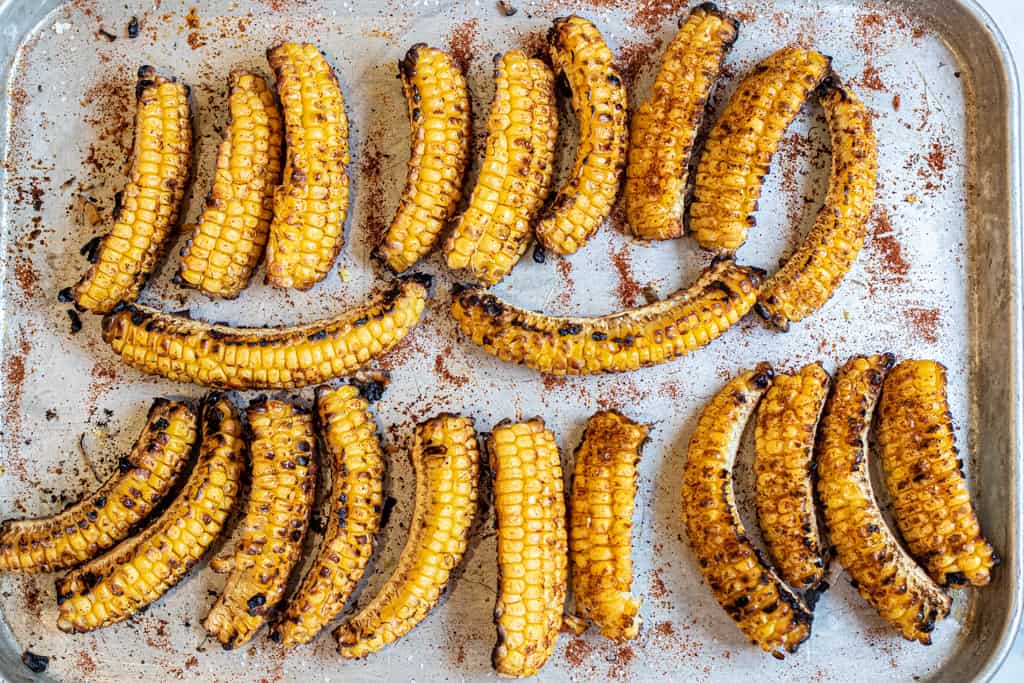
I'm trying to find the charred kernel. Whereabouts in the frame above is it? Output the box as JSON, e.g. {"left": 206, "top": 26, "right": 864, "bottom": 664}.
{"left": 127, "top": 16, "right": 139, "bottom": 38}
{"left": 58, "top": 287, "right": 74, "bottom": 303}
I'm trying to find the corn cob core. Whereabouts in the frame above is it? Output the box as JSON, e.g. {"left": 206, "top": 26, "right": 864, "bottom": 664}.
{"left": 444, "top": 51, "right": 558, "bottom": 285}
{"left": 817, "top": 354, "right": 951, "bottom": 644}
{"left": 569, "top": 410, "right": 647, "bottom": 641}
{"left": 626, "top": 3, "right": 739, "bottom": 240}
{"left": 877, "top": 359, "right": 998, "bottom": 587}
{"left": 73, "top": 66, "right": 192, "bottom": 313}
{"left": 56, "top": 394, "right": 245, "bottom": 633}
{"left": 0, "top": 399, "right": 196, "bottom": 573}
{"left": 490, "top": 418, "right": 567, "bottom": 678}
{"left": 177, "top": 71, "right": 284, "bottom": 299}
{"left": 336, "top": 413, "right": 479, "bottom": 658}
{"left": 378, "top": 45, "right": 471, "bottom": 273}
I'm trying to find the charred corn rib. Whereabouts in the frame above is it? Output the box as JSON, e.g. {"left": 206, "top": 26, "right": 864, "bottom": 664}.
{"left": 377, "top": 45, "right": 471, "bottom": 274}
{"left": 569, "top": 411, "right": 647, "bottom": 641}
{"left": 689, "top": 48, "right": 831, "bottom": 252}
{"left": 271, "top": 384, "right": 385, "bottom": 647}
{"left": 682, "top": 364, "right": 813, "bottom": 657}
{"left": 625, "top": 3, "right": 739, "bottom": 241}
{"left": 336, "top": 414, "right": 479, "bottom": 658}
{"left": 490, "top": 419, "right": 567, "bottom": 677}
{"left": 101, "top": 275, "right": 429, "bottom": 389}
{"left": 203, "top": 399, "right": 317, "bottom": 649}
{"left": 0, "top": 399, "right": 196, "bottom": 573}
{"left": 177, "top": 71, "right": 284, "bottom": 299}
{"left": 451, "top": 258, "right": 762, "bottom": 375}
{"left": 73, "top": 67, "right": 192, "bottom": 313}
{"left": 756, "top": 78, "right": 877, "bottom": 330}
{"left": 56, "top": 394, "right": 245, "bottom": 632}
{"left": 266, "top": 43, "right": 350, "bottom": 290}
{"left": 817, "top": 354, "right": 951, "bottom": 644}
{"left": 877, "top": 360, "right": 997, "bottom": 587}
{"left": 443, "top": 51, "right": 558, "bottom": 285}
{"left": 753, "top": 363, "right": 829, "bottom": 591}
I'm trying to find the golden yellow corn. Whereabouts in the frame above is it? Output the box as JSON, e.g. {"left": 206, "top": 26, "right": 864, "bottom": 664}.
{"left": 753, "top": 363, "right": 829, "bottom": 591}
{"left": 377, "top": 44, "right": 471, "bottom": 274}
{"left": 569, "top": 410, "right": 647, "bottom": 641}
{"left": 265, "top": 43, "right": 350, "bottom": 290}
{"left": 272, "top": 384, "right": 385, "bottom": 648}
{"left": 535, "top": 16, "right": 628, "bottom": 256}
{"left": 450, "top": 257, "right": 762, "bottom": 375}
{"left": 101, "top": 275, "right": 430, "bottom": 389}
{"left": 203, "top": 399, "right": 317, "bottom": 649}
{"left": 0, "top": 399, "right": 196, "bottom": 573}
{"left": 443, "top": 51, "right": 558, "bottom": 285}
{"left": 490, "top": 418, "right": 567, "bottom": 677}
{"left": 689, "top": 48, "right": 832, "bottom": 252}
{"left": 336, "top": 414, "right": 479, "bottom": 658}
{"left": 56, "top": 394, "right": 245, "bottom": 632}
{"left": 877, "top": 360, "right": 998, "bottom": 587}
{"left": 177, "top": 71, "right": 284, "bottom": 299}
{"left": 682, "top": 363, "right": 813, "bottom": 658}
{"left": 817, "top": 354, "right": 951, "bottom": 644}
{"left": 625, "top": 3, "right": 739, "bottom": 240}
{"left": 73, "top": 66, "right": 192, "bottom": 313}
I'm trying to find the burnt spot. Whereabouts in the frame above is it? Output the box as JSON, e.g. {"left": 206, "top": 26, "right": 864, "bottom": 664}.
{"left": 308, "top": 329, "right": 328, "bottom": 342}
{"left": 127, "top": 16, "right": 140, "bottom": 39}
{"left": 945, "top": 571, "right": 967, "bottom": 586}
{"left": 591, "top": 331, "right": 607, "bottom": 342}
{"left": 423, "top": 444, "right": 448, "bottom": 457}
{"left": 352, "top": 316, "right": 369, "bottom": 327}
{"left": 22, "top": 650, "right": 48, "bottom": 674}
{"left": 246, "top": 593, "right": 266, "bottom": 615}
{"left": 58, "top": 287, "right": 74, "bottom": 303}
{"left": 353, "top": 377, "right": 387, "bottom": 402}
{"left": 558, "top": 324, "right": 582, "bottom": 336}
{"left": 803, "top": 580, "right": 829, "bottom": 610}
{"left": 401, "top": 272, "right": 433, "bottom": 289}
{"left": 380, "top": 496, "right": 398, "bottom": 528}
{"left": 532, "top": 243, "right": 546, "bottom": 264}
{"left": 80, "top": 236, "right": 102, "bottom": 263}
{"left": 117, "top": 456, "right": 134, "bottom": 473}
{"left": 482, "top": 298, "right": 505, "bottom": 318}
{"left": 68, "top": 309, "right": 83, "bottom": 334}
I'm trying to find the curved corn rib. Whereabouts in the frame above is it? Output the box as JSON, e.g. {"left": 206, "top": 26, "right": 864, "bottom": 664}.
{"left": 877, "top": 360, "right": 998, "bottom": 587}
{"left": 0, "top": 399, "right": 196, "bottom": 573}
{"left": 377, "top": 45, "right": 471, "bottom": 273}
{"left": 177, "top": 71, "right": 284, "bottom": 299}
{"left": 756, "top": 78, "right": 877, "bottom": 329}
{"left": 73, "top": 67, "right": 192, "bottom": 313}
{"left": 203, "top": 399, "right": 317, "bottom": 649}
{"left": 535, "top": 16, "right": 628, "bottom": 256}
{"left": 336, "top": 414, "right": 479, "bottom": 658}
{"left": 490, "top": 418, "right": 567, "bottom": 677}
{"left": 682, "top": 364, "right": 813, "bottom": 657}
{"left": 271, "top": 384, "right": 385, "bottom": 647}
{"left": 753, "top": 362, "right": 830, "bottom": 591}
{"left": 569, "top": 410, "right": 647, "bottom": 641}
{"left": 689, "top": 48, "right": 831, "bottom": 252}
{"left": 625, "top": 3, "right": 739, "bottom": 240}
{"left": 101, "top": 275, "right": 430, "bottom": 389}
{"left": 266, "top": 43, "right": 350, "bottom": 290}
{"left": 450, "top": 258, "right": 762, "bottom": 375}
{"left": 443, "top": 51, "right": 558, "bottom": 285}
{"left": 56, "top": 394, "right": 245, "bottom": 632}
{"left": 817, "top": 354, "right": 951, "bottom": 644}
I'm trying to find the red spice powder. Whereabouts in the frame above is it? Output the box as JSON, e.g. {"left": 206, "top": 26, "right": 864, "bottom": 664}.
{"left": 433, "top": 352, "right": 469, "bottom": 388}
{"left": 866, "top": 205, "right": 909, "bottom": 286}
{"left": 610, "top": 243, "right": 642, "bottom": 308}
{"left": 904, "top": 307, "right": 940, "bottom": 343}
{"left": 655, "top": 621, "right": 675, "bottom": 637}
{"left": 564, "top": 637, "right": 593, "bottom": 666}
{"left": 446, "top": 19, "right": 479, "bottom": 75}
{"left": 616, "top": 38, "right": 663, "bottom": 90}
{"left": 858, "top": 64, "right": 885, "bottom": 91}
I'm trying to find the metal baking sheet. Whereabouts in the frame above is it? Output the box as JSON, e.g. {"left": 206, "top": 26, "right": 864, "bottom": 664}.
{"left": 0, "top": 0, "right": 1020, "bottom": 681}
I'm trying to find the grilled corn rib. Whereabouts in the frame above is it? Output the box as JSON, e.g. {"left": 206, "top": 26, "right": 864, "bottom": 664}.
{"left": 535, "top": 16, "right": 627, "bottom": 256}
{"left": 443, "top": 51, "right": 558, "bottom": 285}
{"left": 689, "top": 48, "right": 832, "bottom": 252}
{"left": 0, "top": 399, "right": 196, "bottom": 573}
{"left": 203, "top": 399, "right": 317, "bottom": 649}
{"left": 73, "top": 66, "right": 192, "bottom": 313}
{"left": 450, "top": 257, "right": 762, "bottom": 375}
{"left": 753, "top": 363, "right": 829, "bottom": 591}
{"left": 101, "top": 275, "right": 429, "bottom": 389}
{"left": 265, "top": 43, "right": 350, "bottom": 290}
{"left": 56, "top": 394, "right": 245, "bottom": 632}
{"left": 817, "top": 354, "right": 951, "bottom": 644}
{"left": 625, "top": 3, "right": 739, "bottom": 241}
{"left": 377, "top": 45, "right": 471, "bottom": 274}
{"left": 756, "top": 78, "right": 877, "bottom": 329}
{"left": 569, "top": 410, "right": 647, "bottom": 641}
{"left": 177, "top": 71, "right": 284, "bottom": 299}
{"left": 336, "top": 414, "right": 479, "bottom": 658}
{"left": 877, "top": 360, "right": 997, "bottom": 587}
{"left": 271, "top": 384, "right": 385, "bottom": 647}
{"left": 682, "top": 364, "right": 813, "bottom": 657}
{"left": 490, "top": 418, "right": 567, "bottom": 677}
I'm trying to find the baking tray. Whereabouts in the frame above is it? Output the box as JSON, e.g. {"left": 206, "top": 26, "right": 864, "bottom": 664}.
{"left": 0, "top": 0, "right": 1019, "bottom": 681}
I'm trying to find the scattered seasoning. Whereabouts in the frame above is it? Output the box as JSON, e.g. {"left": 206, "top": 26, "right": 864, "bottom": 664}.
{"left": 68, "top": 309, "right": 83, "bottom": 334}
{"left": 904, "top": 307, "right": 940, "bottom": 343}
{"left": 892, "top": 94, "right": 901, "bottom": 111}
{"left": 97, "top": 28, "right": 117, "bottom": 42}
{"left": 564, "top": 638, "right": 593, "bottom": 666}
{"left": 446, "top": 19, "right": 479, "bottom": 74}
{"left": 498, "top": 0, "right": 517, "bottom": 16}
{"left": 22, "top": 650, "right": 48, "bottom": 674}
{"left": 127, "top": 16, "right": 140, "bottom": 39}
{"left": 610, "top": 243, "right": 642, "bottom": 308}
